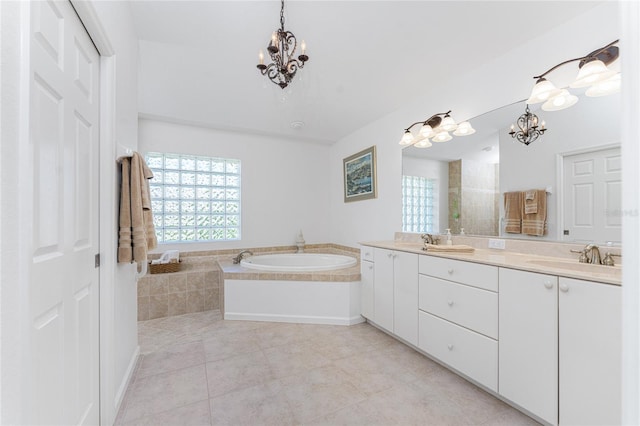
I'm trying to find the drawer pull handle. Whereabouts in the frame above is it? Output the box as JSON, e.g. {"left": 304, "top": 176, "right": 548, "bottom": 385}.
{"left": 447, "top": 269, "right": 454, "bottom": 275}
{"left": 560, "top": 283, "right": 569, "bottom": 293}
{"left": 544, "top": 281, "right": 553, "bottom": 289}
{"left": 447, "top": 300, "right": 454, "bottom": 307}
{"left": 447, "top": 344, "right": 454, "bottom": 351}
{"left": 388, "top": 253, "right": 393, "bottom": 258}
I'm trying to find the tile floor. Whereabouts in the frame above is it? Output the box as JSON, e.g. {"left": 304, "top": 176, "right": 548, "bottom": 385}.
{"left": 116, "top": 311, "right": 540, "bottom": 425}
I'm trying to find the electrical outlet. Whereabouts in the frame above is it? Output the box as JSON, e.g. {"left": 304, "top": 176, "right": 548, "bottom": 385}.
{"left": 488, "top": 238, "right": 506, "bottom": 250}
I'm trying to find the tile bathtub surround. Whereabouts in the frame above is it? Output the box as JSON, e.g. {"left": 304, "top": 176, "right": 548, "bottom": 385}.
{"left": 116, "top": 311, "right": 540, "bottom": 425}
{"left": 139, "top": 244, "right": 362, "bottom": 321}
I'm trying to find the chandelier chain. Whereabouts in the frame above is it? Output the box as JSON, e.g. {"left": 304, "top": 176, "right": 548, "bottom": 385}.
{"left": 280, "top": 0, "right": 285, "bottom": 31}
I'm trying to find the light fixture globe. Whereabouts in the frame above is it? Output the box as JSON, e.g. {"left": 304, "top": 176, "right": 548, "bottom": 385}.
{"left": 419, "top": 124, "right": 434, "bottom": 139}
{"left": 432, "top": 131, "right": 452, "bottom": 143}
{"left": 526, "top": 78, "right": 560, "bottom": 104}
{"left": 453, "top": 121, "right": 475, "bottom": 136}
{"left": 414, "top": 139, "right": 433, "bottom": 148}
{"left": 399, "top": 130, "right": 415, "bottom": 146}
{"left": 440, "top": 115, "right": 457, "bottom": 132}
{"left": 542, "top": 89, "right": 579, "bottom": 111}
{"left": 586, "top": 73, "right": 621, "bottom": 97}
{"left": 570, "top": 59, "right": 616, "bottom": 89}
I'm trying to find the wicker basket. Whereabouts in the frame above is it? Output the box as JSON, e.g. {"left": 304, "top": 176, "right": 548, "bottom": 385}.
{"left": 148, "top": 260, "right": 181, "bottom": 274}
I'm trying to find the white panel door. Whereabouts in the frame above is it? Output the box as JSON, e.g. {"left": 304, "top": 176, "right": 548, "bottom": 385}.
{"left": 562, "top": 147, "right": 621, "bottom": 244}
{"left": 29, "top": 1, "right": 100, "bottom": 424}
{"left": 559, "top": 278, "right": 621, "bottom": 426}
{"left": 499, "top": 268, "right": 558, "bottom": 426}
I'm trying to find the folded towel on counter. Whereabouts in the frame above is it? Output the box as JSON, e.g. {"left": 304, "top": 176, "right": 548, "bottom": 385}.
{"left": 504, "top": 191, "right": 523, "bottom": 233}
{"left": 423, "top": 244, "right": 475, "bottom": 253}
{"left": 524, "top": 190, "right": 538, "bottom": 214}
{"left": 522, "top": 189, "right": 548, "bottom": 236}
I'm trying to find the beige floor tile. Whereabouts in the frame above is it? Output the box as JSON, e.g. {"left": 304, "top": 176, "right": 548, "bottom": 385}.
{"left": 205, "top": 350, "right": 275, "bottom": 398}
{"left": 122, "top": 364, "right": 209, "bottom": 423}
{"left": 263, "top": 340, "right": 331, "bottom": 378}
{"left": 121, "top": 399, "right": 211, "bottom": 426}
{"left": 202, "top": 328, "right": 261, "bottom": 362}
{"left": 255, "top": 323, "right": 311, "bottom": 349}
{"left": 209, "top": 380, "right": 295, "bottom": 426}
{"left": 279, "top": 365, "right": 367, "bottom": 423}
{"left": 135, "top": 340, "right": 206, "bottom": 380}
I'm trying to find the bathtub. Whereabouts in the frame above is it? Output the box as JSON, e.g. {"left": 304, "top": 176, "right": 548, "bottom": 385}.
{"left": 240, "top": 253, "right": 357, "bottom": 272}
{"left": 224, "top": 252, "right": 363, "bottom": 326}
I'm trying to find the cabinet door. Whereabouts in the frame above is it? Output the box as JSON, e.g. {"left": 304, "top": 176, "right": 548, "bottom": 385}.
{"left": 499, "top": 268, "right": 558, "bottom": 426}
{"left": 360, "top": 260, "right": 374, "bottom": 320}
{"left": 373, "top": 248, "right": 394, "bottom": 332}
{"left": 393, "top": 252, "right": 418, "bottom": 345}
{"left": 559, "top": 278, "right": 621, "bottom": 426}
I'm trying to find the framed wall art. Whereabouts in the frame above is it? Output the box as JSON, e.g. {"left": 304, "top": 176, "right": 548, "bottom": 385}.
{"left": 343, "top": 145, "right": 377, "bottom": 203}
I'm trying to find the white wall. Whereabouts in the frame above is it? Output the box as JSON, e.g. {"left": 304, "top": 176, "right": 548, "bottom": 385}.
{"left": 499, "top": 93, "right": 620, "bottom": 241}
{"left": 138, "top": 118, "right": 331, "bottom": 251}
{"left": 328, "top": 2, "right": 620, "bottom": 248}
{"left": 402, "top": 156, "right": 449, "bottom": 233}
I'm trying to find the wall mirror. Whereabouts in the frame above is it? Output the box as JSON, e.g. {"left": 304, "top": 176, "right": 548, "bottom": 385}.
{"left": 401, "top": 92, "right": 621, "bottom": 245}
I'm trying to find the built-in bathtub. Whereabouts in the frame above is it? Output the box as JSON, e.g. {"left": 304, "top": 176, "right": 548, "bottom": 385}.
{"left": 222, "top": 251, "right": 363, "bottom": 326}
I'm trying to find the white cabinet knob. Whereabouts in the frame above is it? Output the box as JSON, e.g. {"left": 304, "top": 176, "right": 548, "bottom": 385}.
{"left": 560, "top": 283, "right": 569, "bottom": 293}
{"left": 447, "top": 269, "right": 454, "bottom": 275}
{"left": 368, "top": 265, "right": 373, "bottom": 270}
{"left": 447, "top": 344, "right": 454, "bottom": 351}
{"left": 447, "top": 300, "right": 454, "bottom": 307}
{"left": 544, "top": 281, "right": 553, "bottom": 289}
{"left": 387, "top": 252, "right": 393, "bottom": 258}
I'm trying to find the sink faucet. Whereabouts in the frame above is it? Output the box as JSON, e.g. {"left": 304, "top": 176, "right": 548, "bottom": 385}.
{"left": 232, "top": 250, "right": 253, "bottom": 264}
{"left": 421, "top": 233, "right": 440, "bottom": 246}
{"left": 584, "top": 244, "right": 602, "bottom": 265}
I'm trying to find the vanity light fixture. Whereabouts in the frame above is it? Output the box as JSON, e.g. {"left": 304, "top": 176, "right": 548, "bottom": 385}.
{"left": 256, "top": 0, "right": 309, "bottom": 89}
{"left": 526, "top": 39, "right": 620, "bottom": 111}
{"left": 398, "top": 111, "right": 475, "bottom": 148}
{"left": 509, "top": 105, "right": 547, "bottom": 146}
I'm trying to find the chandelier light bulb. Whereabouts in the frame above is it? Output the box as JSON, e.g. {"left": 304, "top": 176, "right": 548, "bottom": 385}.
{"left": 570, "top": 59, "right": 617, "bottom": 88}
{"left": 258, "top": 50, "right": 264, "bottom": 65}
{"left": 301, "top": 40, "right": 306, "bottom": 54}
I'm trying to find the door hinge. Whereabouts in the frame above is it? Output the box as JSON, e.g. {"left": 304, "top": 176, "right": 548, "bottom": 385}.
{"left": 95, "top": 253, "right": 101, "bottom": 268}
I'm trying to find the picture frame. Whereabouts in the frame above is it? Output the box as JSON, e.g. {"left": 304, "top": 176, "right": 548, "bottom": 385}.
{"left": 343, "top": 145, "right": 377, "bottom": 203}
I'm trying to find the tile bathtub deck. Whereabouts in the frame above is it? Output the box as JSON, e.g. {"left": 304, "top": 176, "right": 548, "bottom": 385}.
{"left": 116, "top": 311, "right": 540, "bottom": 426}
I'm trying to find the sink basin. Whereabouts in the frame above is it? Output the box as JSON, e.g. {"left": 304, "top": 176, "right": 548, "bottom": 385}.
{"left": 526, "top": 259, "right": 621, "bottom": 277}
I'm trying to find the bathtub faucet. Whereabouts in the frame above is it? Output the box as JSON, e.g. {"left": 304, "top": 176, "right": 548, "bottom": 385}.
{"left": 232, "top": 250, "right": 253, "bottom": 264}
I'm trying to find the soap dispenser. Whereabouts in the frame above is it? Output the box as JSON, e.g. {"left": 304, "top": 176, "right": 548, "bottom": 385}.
{"left": 445, "top": 229, "right": 452, "bottom": 245}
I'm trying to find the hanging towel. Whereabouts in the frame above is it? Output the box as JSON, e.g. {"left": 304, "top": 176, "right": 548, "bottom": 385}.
{"left": 504, "top": 191, "right": 523, "bottom": 234}
{"left": 423, "top": 244, "right": 475, "bottom": 253}
{"left": 524, "top": 190, "right": 538, "bottom": 214}
{"left": 522, "top": 189, "right": 547, "bottom": 236}
{"left": 118, "top": 152, "right": 158, "bottom": 263}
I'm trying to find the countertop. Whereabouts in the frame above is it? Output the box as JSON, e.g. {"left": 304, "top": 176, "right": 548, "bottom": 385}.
{"left": 360, "top": 241, "right": 621, "bottom": 286}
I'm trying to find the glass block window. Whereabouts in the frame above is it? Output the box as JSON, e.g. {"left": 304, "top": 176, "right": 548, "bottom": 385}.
{"left": 146, "top": 152, "right": 241, "bottom": 243}
{"left": 402, "top": 175, "right": 438, "bottom": 233}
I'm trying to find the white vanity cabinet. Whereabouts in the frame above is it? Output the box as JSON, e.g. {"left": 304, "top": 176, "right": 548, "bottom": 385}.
{"left": 360, "top": 246, "right": 374, "bottom": 320}
{"left": 499, "top": 269, "right": 622, "bottom": 426}
{"left": 499, "top": 268, "right": 558, "bottom": 425}
{"left": 371, "top": 248, "right": 418, "bottom": 345}
{"left": 558, "top": 277, "right": 621, "bottom": 426}
{"left": 418, "top": 256, "right": 499, "bottom": 391}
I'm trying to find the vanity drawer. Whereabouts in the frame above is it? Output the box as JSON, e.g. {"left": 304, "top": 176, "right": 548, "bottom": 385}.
{"left": 419, "top": 256, "right": 498, "bottom": 292}
{"left": 419, "top": 275, "right": 498, "bottom": 339}
{"left": 360, "top": 246, "right": 374, "bottom": 262}
{"left": 419, "top": 311, "right": 498, "bottom": 392}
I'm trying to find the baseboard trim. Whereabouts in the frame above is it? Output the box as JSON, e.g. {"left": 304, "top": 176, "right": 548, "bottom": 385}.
{"left": 114, "top": 346, "right": 140, "bottom": 413}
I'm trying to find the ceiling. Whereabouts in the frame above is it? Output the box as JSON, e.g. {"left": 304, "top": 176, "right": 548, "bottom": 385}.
{"left": 130, "top": 1, "right": 602, "bottom": 145}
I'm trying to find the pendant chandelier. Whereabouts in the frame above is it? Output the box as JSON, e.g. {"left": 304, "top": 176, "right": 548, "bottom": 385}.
{"left": 509, "top": 105, "right": 547, "bottom": 146}
{"left": 256, "top": 0, "right": 309, "bottom": 89}
{"left": 398, "top": 111, "right": 475, "bottom": 148}
{"left": 526, "top": 40, "right": 620, "bottom": 112}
